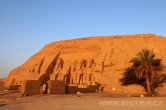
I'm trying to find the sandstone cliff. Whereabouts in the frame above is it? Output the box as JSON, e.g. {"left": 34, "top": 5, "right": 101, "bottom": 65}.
{"left": 4, "top": 34, "right": 166, "bottom": 94}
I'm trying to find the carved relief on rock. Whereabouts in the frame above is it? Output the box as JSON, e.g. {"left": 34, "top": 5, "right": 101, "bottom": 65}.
{"left": 49, "top": 57, "right": 97, "bottom": 86}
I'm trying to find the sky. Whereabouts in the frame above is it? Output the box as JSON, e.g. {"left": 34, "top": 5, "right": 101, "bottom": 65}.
{"left": 0, "top": 0, "right": 166, "bottom": 78}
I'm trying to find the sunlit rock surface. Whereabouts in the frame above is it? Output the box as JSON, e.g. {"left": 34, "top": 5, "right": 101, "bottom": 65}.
{"left": 4, "top": 34, "right": 166, "bottom": 94}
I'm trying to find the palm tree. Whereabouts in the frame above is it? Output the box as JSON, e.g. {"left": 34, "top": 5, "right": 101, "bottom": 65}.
{"left": 130, "top": 49, "right": 163, "bottom": 96}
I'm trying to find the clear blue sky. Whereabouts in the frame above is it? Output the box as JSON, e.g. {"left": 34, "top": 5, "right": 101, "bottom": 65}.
{"left": 0, "top": 0, "right": 166, "bottom": 78}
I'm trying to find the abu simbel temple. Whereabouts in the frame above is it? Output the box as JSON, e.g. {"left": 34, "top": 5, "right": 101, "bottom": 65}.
{"left": 2, "top": 34, "right": 166, "bottom": 95}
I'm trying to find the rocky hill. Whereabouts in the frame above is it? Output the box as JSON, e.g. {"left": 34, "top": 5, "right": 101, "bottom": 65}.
{"left": 4, "top": 34, "right": 166, "bottom": 94}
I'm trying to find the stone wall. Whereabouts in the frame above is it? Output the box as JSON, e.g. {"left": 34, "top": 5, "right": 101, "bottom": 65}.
{"left": 47, "top": 80, "right": 66, "bottom": 94}
{"left": 21, "top": 80, "right": 40, "bottom": 96}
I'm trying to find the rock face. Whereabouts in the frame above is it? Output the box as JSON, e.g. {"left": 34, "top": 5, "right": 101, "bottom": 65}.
{"left": 5, "top": 34, "right": 166, "bottom": 94}
{"left": 0, "top": 79, "right": 6, "bottom": 90}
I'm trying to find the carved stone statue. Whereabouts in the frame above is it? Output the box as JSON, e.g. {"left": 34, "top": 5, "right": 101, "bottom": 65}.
{"left": 55, "top": 58, "right": 64, "bottom": 70}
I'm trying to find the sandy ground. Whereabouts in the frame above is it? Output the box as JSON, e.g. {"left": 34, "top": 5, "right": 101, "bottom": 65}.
{"left": 0, "top": 93, "right": 166, "bottom": 110}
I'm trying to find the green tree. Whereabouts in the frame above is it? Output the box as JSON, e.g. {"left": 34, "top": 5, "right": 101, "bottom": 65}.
{"left": 130, "top": 49, "right": 163, "bottom": 95}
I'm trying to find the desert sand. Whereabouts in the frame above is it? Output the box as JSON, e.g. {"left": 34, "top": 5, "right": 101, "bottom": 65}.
{"left": 0, "top": 92, "right": 166, "bottom": 110}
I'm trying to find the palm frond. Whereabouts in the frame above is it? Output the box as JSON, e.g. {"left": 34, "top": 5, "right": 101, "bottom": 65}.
{"left": 134, "top": 65, "right": 145, "bottom": 80}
